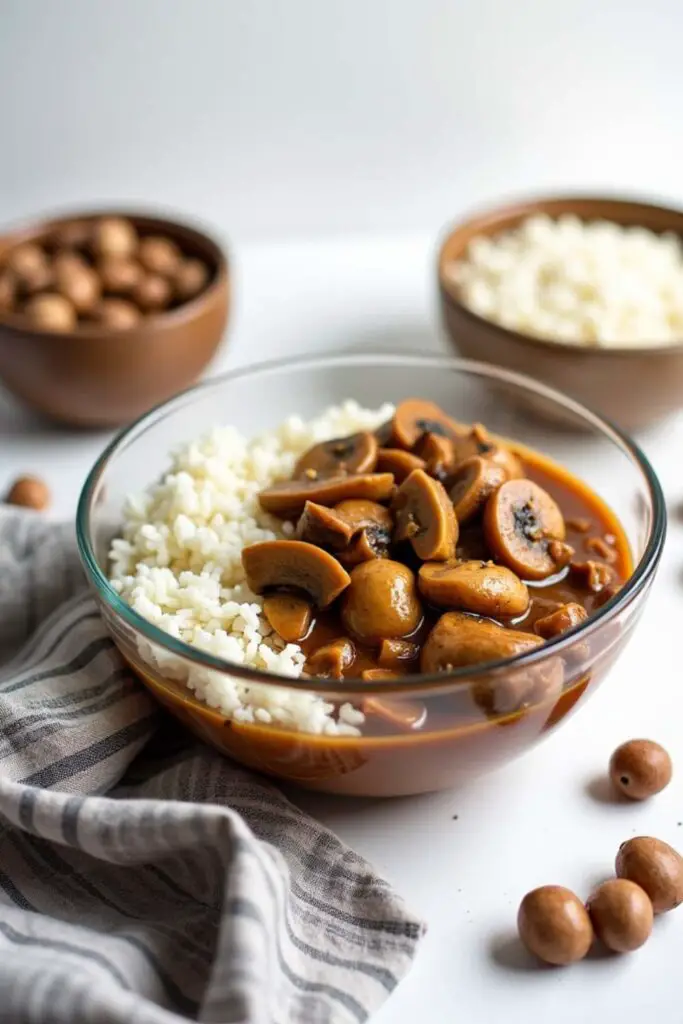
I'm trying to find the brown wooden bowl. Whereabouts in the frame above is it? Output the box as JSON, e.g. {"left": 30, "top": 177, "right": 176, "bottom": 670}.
{"left": 438, "top": 196, "right": 683, "bottom": 431}
{"left": 0, "top": 210, "right": 229, "bottom": 427}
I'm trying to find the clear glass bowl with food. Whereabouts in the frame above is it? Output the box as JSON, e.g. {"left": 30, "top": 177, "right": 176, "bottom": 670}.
{"left": 77, "top": 353, "right": 665, "bottom": 797}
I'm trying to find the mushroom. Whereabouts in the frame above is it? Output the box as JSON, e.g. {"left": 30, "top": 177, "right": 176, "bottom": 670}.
{"left": 341, "top": 560, "right": 423, "bottom": 645}
{"left": 241, "top": 540, "right": 350, "bottom": 607}
{"left": 570, "top": 560, "right": 614, "bottom": 592}
{"left": 258, "top": 472, "right": 395, "bottom": 519}
{"left": 584, "top": 536, "right": 618, "bottom": 563}
{"left": 362, "top": 693, "right": 427, "bottom": 730}
{"left": 593, "top": 582, "right": 622, "bottom": 609}
{"left": 392, "top": 469, "right": 458, "bottom": 561}
{"left": 389, "top": 398, "right": 461, "bottom": 450}
{"left": 377, "top": 638, "right": 420, "bottom": 669}
{"left": 418, "top": 560, "right": 529, "bottom": 618}
{"left": 296, "top": 501, "right": 355, "bottom": 550}
{"left": 293, "top": 431, "right": 378, "bottom": 479}
{"left": 449, "top": 456, "right": 507, "bottom": 524}
{"left": 483, "top": 479, "right": 566, "bottom": 581}
{"left": 414, "top": 431, "right": 455, "bottom": 479}
{"left": 262, "top": 593, "right": 313, "bottom": 643}
{"left": 334, "top": 499, "right": 393, "bottom": 566}
{"left": 534, "top": 602, "right": 587, "bottom": 640}
{"left": 420, "top": 611, "right": 542, "bottom": 673}
{"left": 307, "top": 637, "right": 356, "bottom": 679}
{"left": 376, "top": 448, "right": 427, "bottom": 483}
{"left": 451, "top": 423, "right": 524, "bottom": 480}
{"left": 547, "top": 539, "right": 575, "bottom": 569}
{"left": 473, "top": 656, "right": 564, "bottom": 716}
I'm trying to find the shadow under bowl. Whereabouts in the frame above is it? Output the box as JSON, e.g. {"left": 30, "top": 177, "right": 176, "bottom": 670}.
{"left": 438, "top": 195, "right": 683, "bottom": 431}
{"left": 0, "top": 209, "right": 229, "bottom": 427}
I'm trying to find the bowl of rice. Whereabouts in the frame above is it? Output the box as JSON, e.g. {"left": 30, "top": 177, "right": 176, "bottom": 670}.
{"left": 76, "top": 353, "right": 664, "bottom": 796}
{"left": 438, "top": 195, "right": 683, "bottom": 430}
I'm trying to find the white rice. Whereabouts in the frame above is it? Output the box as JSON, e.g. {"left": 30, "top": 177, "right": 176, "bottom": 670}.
{"left": 109, "top": 400, "right": 395, "bottom": 736}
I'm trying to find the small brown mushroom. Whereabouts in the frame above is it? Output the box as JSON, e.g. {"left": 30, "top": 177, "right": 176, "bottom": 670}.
{"left": 392, "top": 470, "right": 458, "bottom": 561}
{"left": 586, "top": 879, "right": 653, "bottom": 953}
{"left": 449, "top": 456, "right": 507, "bottom": 524}
{"left": 262, "top": 593, "right": 313, "bottom": 643}
{"left": 570, "top": 560, "right": 613, "bottom": 593}
{"left": 334, "top": 499, "right": 393, "bottom": 566}
{"left": 93, "top": 217, "right": 138, "bottom": 259}
{"left": 534, "top": 602, "right": 588, "bottom": 640}
{"left": 138, "top": 235, "right": 182, "bottom": 276}
{"left": 5, "top": 475, "right": 51, "bottom": 511}
{"left": 98, "top": 256, "right": 143, "bottom": 295}
{"left": 483, "top": 479, "right": 566, "bottom": 581}
{"left": 377, "top": 638, "right": 420, "bottom": 669}
{"left": 362, "top": 694, "right": 427, "bottom": 730}
{"left": 341, "top": 560, "right": 423, "bottom": 645}
{"left": 293, "top": 432, "right": 378, "bottom": 479}
{"left": 376, "top": 448, "right": 426, "bottom": 484}
{"left": 175, "top": 258, "right": 210, "bottom": 302}
{"left": 389, "top": 398, "right": 461, "bottom": 450}
{"left": 518, "top": 886, "right": 593, "bottom": 965}
{"left": 567, "top": 516, "right": 592, "bottom": 533}
{"left": 418, "top": 560, "right": 529, "bottom": 618}
{"left": 242, "top": 540, "right": 350, "bottom": 608}
{"left": 307, "top": 637, "right": 356, "bottom": 679}
{"left": 585, "top": 536, "right": 618, "bottom": 563}
{"left": 96, "top": 298, "right": 142, "bottom": 329}
{"left": 6, "top": 243, "right": 50, "bottom": 292}
{"left": 24, "top": 293, "right": 76, "bottom": 332}
{"left": 414, "top": 431, "right": 455, "bottom": 479}
{"left": 259, "top": 473, "right": 395, "bottom": 519}
{"left": 609, "top": 740, "right": 673, "bottom": 801}
{"left": 296, "top": 501, "right": 355, "bottom": 550}
{"left": 547, "top": 539, "right": 575, "bottom": 569}
{"left": 450, "top": 423, "right": 524, "bottom": 480}
{"left": 54, "top": 259, "right": 101, "bottom": 314}
{"left": 616, "top": 837, "right": 683, "bottom": 914}
{"left": 420, "top": 611, "right": 542, "bottom": 674}
{"left": 133, "top": 273, "right": 172, "bottom": 311}
{"left": 473, "top": 656, "right": 564, "bottom": 716}
{"left": 593, "top": 582, "right": 622, "bottom": 609}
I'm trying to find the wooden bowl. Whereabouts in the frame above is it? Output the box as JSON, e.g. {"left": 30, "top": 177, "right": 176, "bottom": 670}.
{"left": 438, "top": 196, "right": 683, "bottom": 430}
{"left": 0, "top": 210, "right": 229, "bottom": 427}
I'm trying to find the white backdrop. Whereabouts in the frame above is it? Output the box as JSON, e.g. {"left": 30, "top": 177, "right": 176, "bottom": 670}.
{"left": 0, "top": 0, "right": 681, "bottom": 242}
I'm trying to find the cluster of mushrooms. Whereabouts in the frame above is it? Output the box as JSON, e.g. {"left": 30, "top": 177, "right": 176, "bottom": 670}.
{"left": 241, "top": 399, "right": 617, "bottom": 702}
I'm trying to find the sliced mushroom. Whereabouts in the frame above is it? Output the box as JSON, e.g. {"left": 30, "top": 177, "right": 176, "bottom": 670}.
{"left": 420, "top": 611, "right": 542, "bottom": 674}
{"left": 418, "top": 560, "right": 529, "bottom": 617}
{"left": 483, "top": 479, "right": 566, "bottom": 581}
{"left": 392, "top": 469, "right": 458, "bottom": 561}
{"left": 262, "top": 593, "right": 313, "bottom": 643}
{"left": 592, "top": 581, "right": 622, "bottom": 609}
{"left": 377, "top": 638, "right": 420, "bottom": 669}
{"left": 341, "top": 560, "right": 423, "bottom": 645}
{"left": 418, "top": 432, "right": 458, "bottom": 480}
{"left": 376, "top": 447, "right": 427, "bottom": 483}
{"left": 362, "top": 693, "right": 427, "bottom": 730}
{"left": 450, "top": 423, "right": 524, "bottom": 480}
{"left": 473, "top": 657, "right": 564, "bottom": 716}
{"left": 258, "top": 473, "right": 395, "bottom": 519}
{"left": 584, "top": 536, "right": 618, "bottom": 563}
{"left": 390, "top": 398, "right": 460, "bottom": 450}
{"left": 293, "top": 431, "right": 378, "bottom": 479}
{"left": 334, "top": 499, "right": 393, "bottom": 566}
{"left": 296, "top": 501, "right": 354, "bottom": 550}
{"left": 567, "top": 516, "right": 592, "bottom": 533}
{"left": 375, "top": 420, "right": 394, "bottom": 447}
{"left": 534, "top": 602, "right": 588, "bottom": 640}
{"left": 548, "top": 539, "right": 575, "bottom": 569}
{"left": 242, "top": 540, "right": 350, "bottom": 607}
{"left": 449, "top": 456, "right": 507, "bottom": 524}
{"left": 361, "top": 668, "right": 400, "bottom": 681}
{"left": 307, "top": 637, "right": 356, "bottom": 679}
{"left": 570, "top": 560, "right": 614, "bottom": 593}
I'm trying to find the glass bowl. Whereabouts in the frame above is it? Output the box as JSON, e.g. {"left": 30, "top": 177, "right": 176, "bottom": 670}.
{"left": 77, "top": 353, "right": 665, "bottom": 797}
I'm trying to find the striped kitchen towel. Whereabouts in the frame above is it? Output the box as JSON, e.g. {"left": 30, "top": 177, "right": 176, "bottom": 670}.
{"left": 0, "top": 509, "right": 423, "bottom": 1024}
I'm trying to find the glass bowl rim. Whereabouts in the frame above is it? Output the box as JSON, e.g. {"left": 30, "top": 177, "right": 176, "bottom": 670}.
{"left": 76, "top": 350, "right": 666, "bottom": 697}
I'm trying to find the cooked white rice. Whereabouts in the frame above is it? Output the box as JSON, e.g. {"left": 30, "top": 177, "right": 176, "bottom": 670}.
{"left": 109, "top": 400, "right": 395, "bottom": 736}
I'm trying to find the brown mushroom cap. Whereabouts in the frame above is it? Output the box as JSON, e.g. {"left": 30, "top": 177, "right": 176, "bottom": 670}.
{"left": 450, "top": 423, "right": 524, "bottom": 480}
{"left": 570, "top": 560, "right": 614, "bottom": 593}
{"left": 242, "top": 540, "right": 350, "bottom": 608}
{"left": 389, "top": 399, "right": 461, "bottom": 450}
{"left": 334, "top": 499, "right": 393, "bottom": 566}
{"left": 307, "top": 637, "right": 356, "bottom": 679}
{"left": 377, "top": 638, "right": 420, "bottom": 669}
{"left": 341, "top": 560, "right": 423, "bottom": 645}
{"left": 258, "top": 473, "right": 395, "bottom": 519}
{"left": 418, "top": 560, "right": 529, "bottom": 618}
{"left": 414, "top": 432, "right": 455, "bottom": 479}
{"left": 615, "top": 837, "right": 683, "bottom": 914}
{"left": 296, "top": 501, "right": 355, "bottom": 550}
{"left": 609, "top": 740, "right": 673, "bottom": 801}
{"left": 518, "top": 886, "right": 593, "bottom": 965}
{"left": 293, "top": 431, "right": 378, "bottom": 479}
{"left": 483, "top": 479, "right": 566, "bottom": 581}
{"left": 392, "top": 469, "right": 458, "bottom": 561}
{"left": 262, "top": 593, "right": 313, "bottom": 643}
{"left": 534, "top": 602, "right": 587, "bottom": 640}
{"left": 376, "top": 448, "right": 427, "bottom": 483}
{"left": 586, "top": 879, "right": 653, "bottom": 953}
{"left": 449, "top": 456, "right": 507, "bottom": 524}
{"left": 420, "top": 611, "right": 542, "bottom": 673}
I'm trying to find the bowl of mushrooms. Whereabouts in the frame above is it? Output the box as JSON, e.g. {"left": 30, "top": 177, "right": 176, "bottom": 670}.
{"left": 0, "top": 210, "right": 229, "bottom": 426}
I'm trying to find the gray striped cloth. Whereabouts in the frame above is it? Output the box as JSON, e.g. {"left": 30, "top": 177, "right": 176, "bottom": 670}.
{"left": 0, "top": 510, "right": 423, "bottom": 1024}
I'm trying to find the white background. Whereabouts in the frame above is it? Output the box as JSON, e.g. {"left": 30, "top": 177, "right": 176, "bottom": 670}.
{"left": 2, "top": 3, "right": 683, "bottom": 1022}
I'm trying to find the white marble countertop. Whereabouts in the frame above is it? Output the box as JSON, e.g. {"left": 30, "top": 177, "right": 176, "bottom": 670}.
{"left": 2, "top": 233, "right": 682, "bottom": 1023}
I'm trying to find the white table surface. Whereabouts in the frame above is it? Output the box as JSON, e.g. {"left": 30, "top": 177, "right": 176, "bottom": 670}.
{"left": 2, "top": 233, "right": 682, "bottom": 1023}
